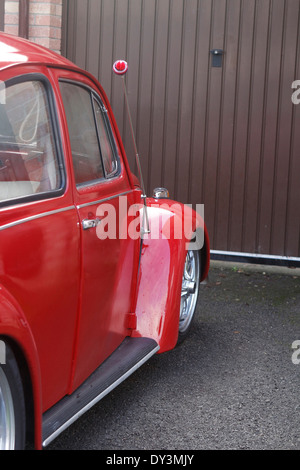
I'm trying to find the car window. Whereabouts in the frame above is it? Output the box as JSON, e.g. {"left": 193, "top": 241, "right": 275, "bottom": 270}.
{"left": 59, "top": 82, "right": 104, "bottom": 185}
{"left": 59, "top": 81, "right": 118, "bottom": 185}
{"left": 0, "top": 80, "right": 61, "bottom": 203}
{"left": 93, "top": 97, "right": 118, "bottom": 177}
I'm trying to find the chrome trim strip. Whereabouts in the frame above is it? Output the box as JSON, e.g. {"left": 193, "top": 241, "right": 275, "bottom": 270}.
{"left": 0, "top": 206, "right": 75, "bottom": 232}
{"left": 42, "top": 344, "right": 160, "bottom": 447}
{"left": 0, "top": 189, "right": 137, "bottom": 232}
{"left": 76, "top": 190, "right": 134, "bottom": 209}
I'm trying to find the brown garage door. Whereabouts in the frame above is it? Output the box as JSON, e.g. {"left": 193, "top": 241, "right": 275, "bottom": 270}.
{"left": 0, "top": 0, "right": 4, "bottom": 31}
{"left": 62, "top": 0, "right": 300, "bottom": 261}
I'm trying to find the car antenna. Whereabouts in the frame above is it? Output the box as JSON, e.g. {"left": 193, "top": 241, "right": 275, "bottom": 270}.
{"left": 113, "top": 60, "right": 150, "bottom": 235}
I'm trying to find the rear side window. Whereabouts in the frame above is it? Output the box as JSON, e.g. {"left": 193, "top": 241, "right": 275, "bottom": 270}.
{"left": 0, "top": 79, "right": 61, "bottom": 203}
{"left": 59, "top": 82, "right": 104, "bottom": 184}
{"left": 59, "top": 81, "right": 119, "bottom": 186}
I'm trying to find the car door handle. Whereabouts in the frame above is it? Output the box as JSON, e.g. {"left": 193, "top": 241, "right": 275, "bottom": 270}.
{"left": 82, "top": 218, "right": 101, "bottom": 230}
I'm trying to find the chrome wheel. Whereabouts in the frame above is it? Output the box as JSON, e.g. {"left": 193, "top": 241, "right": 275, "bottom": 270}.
{"left": 0, "top": 368, "right": 15, "bottom": 450}
{"left": 179, "top": 249, "right": 200, "bottom": 335}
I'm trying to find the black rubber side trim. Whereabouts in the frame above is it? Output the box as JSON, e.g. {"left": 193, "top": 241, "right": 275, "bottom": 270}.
{"left": 42, "top": 337, "right": 159, "bottom": 447}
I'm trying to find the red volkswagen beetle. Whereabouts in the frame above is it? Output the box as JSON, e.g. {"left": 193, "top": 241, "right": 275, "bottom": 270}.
{"left": 0, "top": 32, "right": 209, "bottom": 450}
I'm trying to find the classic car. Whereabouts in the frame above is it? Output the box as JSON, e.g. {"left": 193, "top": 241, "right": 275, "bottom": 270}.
{"left": 0, "top": 32, "right": 210, "bottom": 450}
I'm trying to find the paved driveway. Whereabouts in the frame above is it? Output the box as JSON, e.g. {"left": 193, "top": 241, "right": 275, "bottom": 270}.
{"left": 47, "top": 261, "right": 300, "bottom": 450}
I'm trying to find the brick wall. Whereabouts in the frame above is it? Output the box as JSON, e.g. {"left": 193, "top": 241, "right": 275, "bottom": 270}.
{"left": 4, "top": 0, "right": 62, "bottom": 54}
{"left": 4, "top": 1, "right": 19, "bottom": 37}
{"left": 29, "top": 0, "right": 62, "bottom": 53}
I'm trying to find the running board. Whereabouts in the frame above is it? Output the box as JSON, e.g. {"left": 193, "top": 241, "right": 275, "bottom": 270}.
{"left": 42, "top": 337, "right": 159, "bottom": 447}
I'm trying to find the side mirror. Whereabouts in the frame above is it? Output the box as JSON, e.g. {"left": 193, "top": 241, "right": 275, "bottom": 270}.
{"left": 153, "top": 188, "right": 169, "bottom": 199}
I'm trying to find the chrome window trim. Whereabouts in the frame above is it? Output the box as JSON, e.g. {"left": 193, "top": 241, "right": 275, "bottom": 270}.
{"left": 0, "top": 189, "right": 139, "bottom": 231}
{"left": 76, "top": 190, "right": 134, "bottom": 209}
{"left": 0, "top": 206, "right": 75, "bottom": 232}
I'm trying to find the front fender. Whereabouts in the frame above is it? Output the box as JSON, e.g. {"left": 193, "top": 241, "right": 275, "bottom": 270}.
{"left": 132, "top": 199, "right": 209, "bottom": 352}
{"left": 0, "top": 285, "right": 42, "bottom": 449}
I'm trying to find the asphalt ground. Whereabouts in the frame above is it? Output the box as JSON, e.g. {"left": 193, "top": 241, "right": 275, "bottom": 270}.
{"left": 47, "top": 260, "right": 300, "bottom": 451}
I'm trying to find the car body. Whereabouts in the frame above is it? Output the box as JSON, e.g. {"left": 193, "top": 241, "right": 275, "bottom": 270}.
{"left": 0, "top": 32, "right": 210, "bottom": 450}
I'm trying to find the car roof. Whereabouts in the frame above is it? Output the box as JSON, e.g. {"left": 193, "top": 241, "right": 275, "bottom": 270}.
{"left": 0, "top": 32, "right": 75, "bottom": 71}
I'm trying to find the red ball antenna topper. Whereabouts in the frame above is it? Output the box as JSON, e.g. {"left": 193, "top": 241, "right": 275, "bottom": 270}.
{"left": 112, "top": 60, "right": 128, "bottom": 76}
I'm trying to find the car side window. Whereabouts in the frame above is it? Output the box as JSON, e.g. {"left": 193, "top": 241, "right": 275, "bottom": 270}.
{"left": 59, "top": 82, "right": 104, "bottom": 185}
{"left": 59, "top": 81, "right": 118, "bottom": 186}
{"left": 93, "top": 97, "right": 118, "bottom": 177}
{"left": 0, "top": 79, "right": 61, "bottom": 203}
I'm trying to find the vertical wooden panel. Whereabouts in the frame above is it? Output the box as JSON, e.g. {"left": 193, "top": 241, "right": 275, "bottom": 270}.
{"left": 257, "top": 0, "right": 285, "bottom": 255}
{"left": 62, "top": 0, "right": 300, "bottom": 258}
{"left": 98, "top": 0, "right": 115, "bottom": 101}
{"left": 285, "top": 2, "right": 300, "bottom": 256}
{"left": 135, "top": 0, "right": 156, "bottom": 192}
{"left": 214, "top": 0, "right": 241, "bottom": 250}
{"left": 161, "top": 0, "right": 184, "bottom": 198}
{"left": 85, "top": 0, "right": 102, "bottom": 79}
{"left": 62, "top": 0, "right": 75, "bottom": 61}
{"left": 122, "top": 0, "right": 142, "bottom": 172}
{"left": 190, "top": 0, "right": 211, "bottom": 204}
{"left": 228, "top": 0, "right": 256, "bottom": 251}
{"left": 110, "top": 0, "right": 129, "bottom": 140}
{"left": 176, "top": 0, "right": 198, "bottom": 203}
{"left": 0, "top": 0, "right": 4, "bottom": 32}
{"left": 19, "top": 0, "right": 29, "bottom": 39}
{"left": 73, "top": 0, "right": 88, "bottom": 69}
{"left": 61, "top": 0, "right": 68, "bottom": 56}
{"left": 242, "top": 0, "right": 271, "bottom": 253}
{"left": 202, "top": 0, "right": 227, "bottom": 248}
{"left": 148, "top": 0, "right": 170, "bottom": 192}
{"left": 271, "top": 0, "right": 300, "bottom": 255}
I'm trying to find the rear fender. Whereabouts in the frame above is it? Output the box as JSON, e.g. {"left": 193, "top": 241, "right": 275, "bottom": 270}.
{"left": 132, "top": 199, "right": 209, "bottom": 352}
{"left": 0, "top": 285, "right": 42, "bottom": 449}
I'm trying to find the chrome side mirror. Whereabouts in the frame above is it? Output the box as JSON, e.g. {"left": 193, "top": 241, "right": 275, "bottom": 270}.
{"left": 153, "top": 188, "right": 169, "bottom": 199}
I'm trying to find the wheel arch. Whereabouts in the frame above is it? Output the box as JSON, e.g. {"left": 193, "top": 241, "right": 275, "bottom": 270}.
{"left": 0, "top": 335, "right": 35, "bottom": 448}
{"left": 132, "top": 199, "right": 210, "bottom": 352}
{"left": 0, "top": 286, "right": 43, "bottom": 449}
{"left": 200, "top": 223, "right": 210, "bottom": 281}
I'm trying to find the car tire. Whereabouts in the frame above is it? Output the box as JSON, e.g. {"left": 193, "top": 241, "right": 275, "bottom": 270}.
{"left": 0, "top": 341, "right": 26, "bottom": 450}
{"left": 177, "top": 247, "right": 201, "bottom": 345}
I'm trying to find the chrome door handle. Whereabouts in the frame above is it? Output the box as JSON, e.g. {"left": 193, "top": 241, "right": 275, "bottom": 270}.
{"left": 82, "top": 218, "right": 101, "bottom": 230}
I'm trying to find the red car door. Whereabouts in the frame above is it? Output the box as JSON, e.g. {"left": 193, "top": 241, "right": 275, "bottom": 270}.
{"left": 0, "top": 71, "right": 81, "bottom": 412}
{"left": 56, "top": 71, "right": 140, "bottom": 389}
